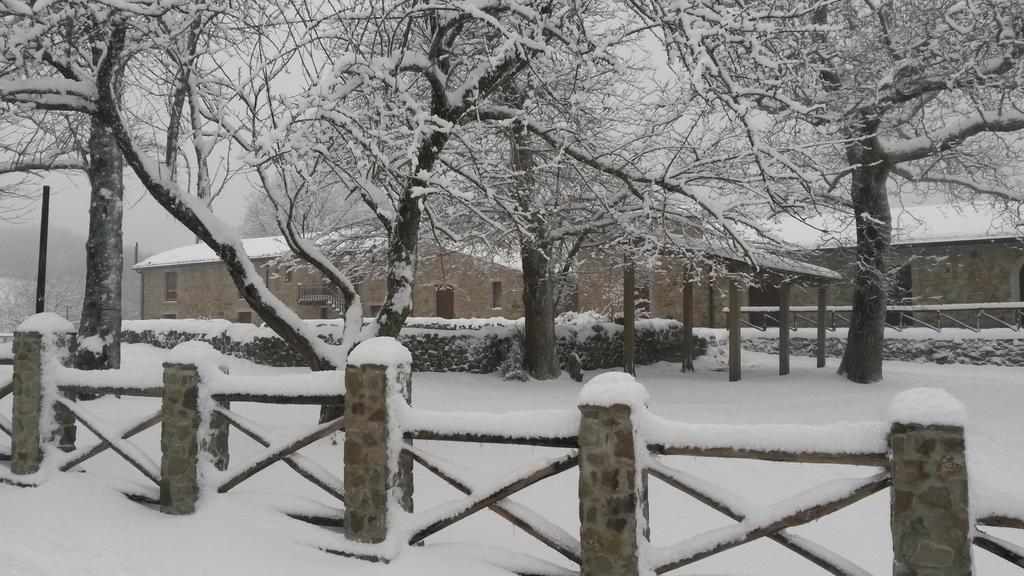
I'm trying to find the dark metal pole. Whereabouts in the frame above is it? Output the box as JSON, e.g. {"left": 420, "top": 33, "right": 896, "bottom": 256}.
{"left": 623, "top": 260, "right": 636, "bottom": 376}
{"left": 34, "top": 185, "right": 50, "bottom": 314}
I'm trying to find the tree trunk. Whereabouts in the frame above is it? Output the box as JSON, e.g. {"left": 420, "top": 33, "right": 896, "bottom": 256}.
{"left": 521, "top": 239, "right": 560, "bottom": 379}
{"left": 507, "top": 94, "right": 559, "bottom": 380}
{"left": 375, "top": 191, "right": 422, "bottom": 338}
{"left": 838, "top": 118, "right": 891, "bottom": 383}
{"left": 76, "top": 118, "right": 124, "bottom": 370}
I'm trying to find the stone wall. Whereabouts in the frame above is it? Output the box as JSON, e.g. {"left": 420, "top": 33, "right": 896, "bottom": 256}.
{"left": 122, "top": 318, "right": 704, "bottom": 373}
{"left": 744, "top": 329, "right": 1024, "bottom": 366}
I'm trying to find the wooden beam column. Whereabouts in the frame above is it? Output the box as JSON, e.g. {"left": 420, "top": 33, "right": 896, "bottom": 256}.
{"left": 817, "top": 285, "right": 828, "bottom": 368}
{"left": 728, "top": 278, "right": 742, "bottom": 382}
{"left": 681, "top": 280, "right": 694, "bottom": 373}
{"left": 779, "top": 282, "right": 790, "bottom": 376}
{"left": 623, "top": 261, "right": 636, "bottom": 376}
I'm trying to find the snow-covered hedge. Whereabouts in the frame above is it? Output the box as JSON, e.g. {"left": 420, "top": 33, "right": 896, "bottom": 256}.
{"left": 122, "top": 316, "right": 705, "bottom": 373}
{"left": 744, "top": 327, "right": 1024, "bottom": 366}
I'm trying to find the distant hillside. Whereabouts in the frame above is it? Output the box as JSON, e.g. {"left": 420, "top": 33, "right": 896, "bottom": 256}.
{"left": 0, "top": 225, "right": 87, "bottom": 279}
{"left": 0, "top": 225, "right": 144, "bottom": 331}
{"left": 0, "top": 275, "right": 84, "bottom": 332}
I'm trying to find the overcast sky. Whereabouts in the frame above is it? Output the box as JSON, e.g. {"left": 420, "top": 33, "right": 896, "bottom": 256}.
{"left": 0, "top": 168, "right": 253, "bottom": 262}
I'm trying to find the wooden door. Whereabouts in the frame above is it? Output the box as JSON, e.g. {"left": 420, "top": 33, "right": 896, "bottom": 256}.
{"left": 435, "top": 285, "right": 455, "bottom": 319}
{"left": 748, "top": 282, "right": 780, "bottom": 328}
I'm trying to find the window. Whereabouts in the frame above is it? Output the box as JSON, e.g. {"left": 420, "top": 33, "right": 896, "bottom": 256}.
{"left": 491, "top": 281, "right": 503, "bottom": 308}
{"left": 164, "top": 271, "right": 177, "bottom": 302}
{"left": 886, "top": 264, "right": 914, "bottom": 326}
{"left": 161, "top": 313, "right": 176, "bottom": 319}
{"left": 237, "top": 311, "right": 253, "bottom": 324}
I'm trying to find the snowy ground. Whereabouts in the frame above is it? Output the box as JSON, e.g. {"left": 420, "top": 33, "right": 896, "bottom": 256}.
{"left": 1, "top": 344, "right": 1023, "bottom": 575}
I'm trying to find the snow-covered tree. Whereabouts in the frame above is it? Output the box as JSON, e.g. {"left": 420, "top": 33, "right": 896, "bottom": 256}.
{"left": 0, "top": 90, "right": 124, "bottom": 369}
{"left": 634, "top": 0, "right": 1024, "bottom": 382}
{"left": 0, "top": 0, "right": 820, "bottom": 378}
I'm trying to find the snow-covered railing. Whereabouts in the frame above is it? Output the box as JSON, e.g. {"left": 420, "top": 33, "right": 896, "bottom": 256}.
{"left": 4, "top": 321, "right": 1022, "bottom": 575}
{"left": 0, "top": 316, "right": 348, "bottom": 516}
{"left": 323, "top": 343, "right": 1008, "bottom": 576}
{"left": 726, "top": 302, "right": 1024, "bottom": 333}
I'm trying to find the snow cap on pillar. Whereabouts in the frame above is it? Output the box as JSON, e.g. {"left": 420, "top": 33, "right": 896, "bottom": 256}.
{"left": 888, "top": 387, "right": 966, "bottom": 427}
{"left": 579, "top": 372, "right": 649, "bottom": 409}
{"left": 348, "top": 336, "right": 412, "bottom": 367}
{"left": 16, "top": 312, "right": 74, "bottom": 335}
{"left": 166, "top": 341, "right": 230, "bottom": 374}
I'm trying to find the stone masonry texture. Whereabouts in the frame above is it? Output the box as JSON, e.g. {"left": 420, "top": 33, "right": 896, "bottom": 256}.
{"left": 205, "top": 399, "right": 230, "bottom": 472}
{"left": 344, "top": 362, "right": 412, "bottom": 543}
{"left": 579, "top": 403, "right": 643, "bottom": 576}
{"left": 160, "top": 362, "right": 201, "bottom": 515}
{"left": 890, "top": 423, "right": 972, "bottom": 576}
{"left": 11, "top": 331, "right": 44, "bottom": 475}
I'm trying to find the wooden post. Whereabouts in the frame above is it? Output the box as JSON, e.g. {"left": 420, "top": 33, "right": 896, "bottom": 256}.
{"left": 579, "top": 374, "right": 646, "bottom": 576}
{"left": 681, "top": 280, "right": 694, "bottom": 372}
{"left": 344, "top": 339, "right": 413, "bottom": 544}
{"left": 623, "top": 261, "right": 636, "bottom": 376}
{"left": 817, "top": 285, "right": 828, "bottom": 368}
{"left": 160, "top": 361, "right": 201, "bottom": 514}
{"left": 728, "top": 279, "right": 742, "bottom": 382}
{"left": 890, "top": 390, "right": 972, "bottom": 576}
{"left": 779, "top": 282, "right": 790, "bottom": 376}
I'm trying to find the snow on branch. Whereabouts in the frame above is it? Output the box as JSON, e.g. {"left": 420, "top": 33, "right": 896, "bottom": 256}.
{"left": 883, "top": 109, "right": 1024, "bottom": 165}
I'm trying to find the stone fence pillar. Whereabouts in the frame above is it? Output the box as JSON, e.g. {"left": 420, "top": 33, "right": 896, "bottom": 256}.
{"left": 160, "top": 360, "right": 201, "bottom": 514}
{"left": 344, "top": 337, "right": 413, "bottom": 544}
{"left": 160, "top": 342, "right": 232, "bottom": 515}
{"left": 889, "top": 388, "right": 972, "bottom": 576}
{"left": 578, "top": 372, "right": 649, "bottom": 576}
{"left": 11, "top": 314, "right": 76, "bottom": 476}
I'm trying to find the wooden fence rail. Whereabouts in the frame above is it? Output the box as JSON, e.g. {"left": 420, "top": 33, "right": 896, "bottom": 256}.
{"left": 727, "top": 302, "right": 1024, "bottom": 333}
{"left": 2, "top": 325, "right": 1023, "bottom": 576}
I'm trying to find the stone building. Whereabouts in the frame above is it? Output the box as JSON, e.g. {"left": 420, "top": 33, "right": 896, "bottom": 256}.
{"left": 783, "top": 204, "right": 1024, "bottom": 327}
{"left": 134, "top": 237, "right": 525, "bottom": 322}
{"left": 575, "top": 245, "right": 839, "bottom": 329}
{"left": 575, "top": 204, "right": 1024, "bottom": 329}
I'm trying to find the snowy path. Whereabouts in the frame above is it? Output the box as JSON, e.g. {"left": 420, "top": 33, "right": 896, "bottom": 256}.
{"left": 0, "top": 345, "right": 1022, "bottom": 575}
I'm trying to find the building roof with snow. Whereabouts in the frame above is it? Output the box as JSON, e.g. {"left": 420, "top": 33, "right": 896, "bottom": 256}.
{"left": 133, "top": 236, "right": 291, "bottom": 270}
{"left": 777, "top": 203, "right": 1023, "bottom": 250}
{"left": 660, "top": 232, "right": 842, "bottom": 281}
{"left": 134, "top": 235, "right": 524, "bottom": 272}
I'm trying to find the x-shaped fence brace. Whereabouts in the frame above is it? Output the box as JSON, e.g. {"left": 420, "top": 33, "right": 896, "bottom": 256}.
{"left": 59, "top": 409, "right": 162, "bottom": 472}
{"left": 975, "top": 529, "right": 1024, "bottom": 569}
{"left": 647, "top": 458, "right": 890, "bottom": 575}
{"left": 213, "top": 407, "right": 344, "bottom": 501}
{"left": 55, "top": 395, "right": 161, "bottom": 485}
{"left": 406, "top": 445, "right": 582, "bottom": 564}
{"left": 974, "top": 515, "right": 1024, "bottom": 569}
{"left": 405, "top": 450, "right": 580, "bottom": 548}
